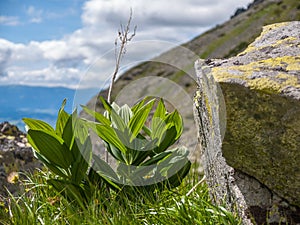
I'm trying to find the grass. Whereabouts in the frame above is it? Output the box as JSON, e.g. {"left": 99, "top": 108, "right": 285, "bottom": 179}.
{"left": 0, "top": 166, "right": 241, "bottom": 225}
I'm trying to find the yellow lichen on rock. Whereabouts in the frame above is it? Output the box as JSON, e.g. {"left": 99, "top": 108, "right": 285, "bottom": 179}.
{"left": 276, "top": 73, "right": 300, "bottom": 88}
{"left": 239, "top": 22, "right": 296, "bottom": 55}
{"left": 194, "top": 90, "right": 201, "bottom": 108}
{"left": 276, "top": 36, "right": 297, "bottom": 46}
{"left": 211, "top": 55, "right": 300, "bottom": 94}
{"left": 286, "top": 59, "right": 300, "bottom": 71}
{"left": 261, "top": 21, "right": 289, "bottom": 34}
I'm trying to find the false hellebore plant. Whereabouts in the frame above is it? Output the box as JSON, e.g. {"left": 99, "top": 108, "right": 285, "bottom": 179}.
{"left": 23, "top": 97, "right": 191, "bottom": 205}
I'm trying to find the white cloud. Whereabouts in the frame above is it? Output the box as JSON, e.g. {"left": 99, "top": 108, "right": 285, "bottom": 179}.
{"left": 0, "top": 0, "right": 253, "bottom": 88}
{"left": 0, "top": 16, "right": 20, "bottom": 26}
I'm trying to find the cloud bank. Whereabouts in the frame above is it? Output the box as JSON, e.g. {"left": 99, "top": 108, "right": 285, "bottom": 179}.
{"left": 0, "top": 0, "right": 252, "bottom": 89}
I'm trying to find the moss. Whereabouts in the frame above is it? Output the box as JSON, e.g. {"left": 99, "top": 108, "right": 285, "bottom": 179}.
{"left": 220, "top": 82, "right": 300, "bottom": 207}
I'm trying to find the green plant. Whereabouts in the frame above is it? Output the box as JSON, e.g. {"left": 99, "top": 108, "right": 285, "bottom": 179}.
{"left": 23, "top": 96, "right": 190, "bottom": 205}
{"left": 83, "top": 97, "right": 191, "bottom": 191}
{"left": 23, "top": 100, "right": 105, "bottom": 206}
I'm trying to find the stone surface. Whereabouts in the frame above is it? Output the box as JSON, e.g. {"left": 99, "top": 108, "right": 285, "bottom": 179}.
{"left": 194, "top": 21, "right": 300, "bottom": 224}
{"left": 0, "top": 122, "right": 42, "bottom": 199}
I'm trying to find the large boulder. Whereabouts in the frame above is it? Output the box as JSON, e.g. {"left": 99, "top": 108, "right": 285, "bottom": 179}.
{"left": 194, "top": 21, "right": 300, "bottom": 224}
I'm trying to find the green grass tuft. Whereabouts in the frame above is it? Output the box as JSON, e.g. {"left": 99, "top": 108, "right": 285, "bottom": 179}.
{"left": 0, "top": 167, "right": 241, "bottom": 225}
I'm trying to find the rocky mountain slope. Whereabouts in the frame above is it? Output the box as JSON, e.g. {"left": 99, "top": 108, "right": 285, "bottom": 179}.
{"left": 0, "top": 122, "right": 42, "bottom": 198}
{"left": 1, "top": 0, "right": 299, "bottom": 202}
{"left": 83, "top": 0, "right": 300, "bottom": 111}
{"left": 81, "top": 0, "right": 300, "bottom": 163}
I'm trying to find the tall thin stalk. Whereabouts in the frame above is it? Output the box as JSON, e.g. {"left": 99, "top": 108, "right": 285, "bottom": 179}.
{"left": 107, "top": 9, "right": 137, "bottom": 104}
{"left": 106, "top": 9, "right": 137, "bottom": 162}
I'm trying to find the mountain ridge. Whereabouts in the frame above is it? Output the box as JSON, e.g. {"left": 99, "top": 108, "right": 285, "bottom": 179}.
{"left": 83, "top": 0, "right": 300, "bottom": 113}
{"left": 0, "top": 85, "right": 98, "bottom": 129}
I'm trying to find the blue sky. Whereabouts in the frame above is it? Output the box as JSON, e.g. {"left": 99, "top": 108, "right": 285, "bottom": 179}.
{"left": 0, "top": 0, "right": 84, "bottom": 43}
{"left": 0, "top": 0, "right": 253, "bottom": 89}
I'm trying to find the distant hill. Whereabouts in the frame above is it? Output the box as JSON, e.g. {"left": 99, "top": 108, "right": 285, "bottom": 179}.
{"left": 0, "top": 85, "right": 98, "bottom": 129}
{"left": 83, "top": 0, "right": 300, "bottom": 113}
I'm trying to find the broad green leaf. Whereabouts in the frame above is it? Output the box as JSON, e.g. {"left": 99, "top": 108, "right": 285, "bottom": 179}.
{"left": 99, "top": 96, "right": 112, "bottom": 113}
{"left": 130, "top": 134, "right": 147, "bottom": 151}
{"left": 140, "top": 151, "right": 172, "bottom": 166}
{"left": 62, "top": 116, "right": 74, "bottom": 150}
{"left": 92, "top": 124, "right": 127, "bottom": 154}
{"left": 128, "top": 99, "right": 155, "bottom": 142}
{"left": 81, "top": 105, "right": 111, "bottom": 126}
{"left": 164, "top": 160, "right": 191, "bottom": 188}
{"left": 151, "top": 117, "right": 168, "bottom": 144}
{"left": 34, "top": 151, "right": 68, "bottom": 178}
{"left": 172, "top": 110, "right": 183, "bottom": 140}
{"left": 142, "top": 138, "right": 158, "bottom": 152}
{"left": 92, "top": 155, "right": 121, "bottom": 190}
{"left": 165, "top": 110, "right": 183, "bottom": 140}
{"left": 55, "top": 99, "right": 70, "bottom": 136}
{"left": 156, "top": 147, "right": 191, "bottom": 188}
{"left": 119, "top": 104, "right": 133, "bottom": 124}
{"left": 111, "top": 102, "right": 120, "bottom": 112}
{"left": 70, "top": 137, "right": 80, "bottom": 160}
{"left": 23, "top": 118, "right": 55, "bottom": 133}
{"left": 47, "top": 179, "right": 86, "bottom": 207}
{"left": 129, "top": 164, "right": 156, "bottom": 183}
{"left": 151, "top": 99, "right": 167, "bottom": 137}
{"left": 153, "top": 98, "right": 166, "bottom": 120}
{"left": 92, "top": 155, "right": 119, "bottom": 181}
{"left": 110, "top": 108, "right": 127, "bottom": 131}
{"left": 107, "top": 144, "right": 125, "bottom": 162}
{"left": 142, "top": 125, "right": 152, "bottom": 136}
{"left": 157, "top": 147, "right": 189, "bottom": 173}
{"left": 131, "top": 98, "right": 146, "bottom": 114}
{"left": 73, "top": 117, "right": 90, "bottom": 145}
{"left": 114, "top": 128, "right": 131, "bottom": 150}
{"left": 26, "top": 133, "right": 38, "bottom": 152}
{"left": 129, "top": 135, "right": 155, "bottom": 165}
{"left": 28, "top": 130, "right": 72, "bottom": 169}
{"left": 71, "top": 137, "right": 92, "bottom": 184}
{"left": 117, "top": 163, "right": 155, "bottom": 185}
{"left": 77, "top": 136, "right": 92, "bottom": 166}
{"left": 155, "top": 126, "right": 178, "bottom": 153}
{"left": 131, "top": 145, "right": 153, "bottom": 165}
{"left": 116, "top": 162, "right": 133, "bottom": 180}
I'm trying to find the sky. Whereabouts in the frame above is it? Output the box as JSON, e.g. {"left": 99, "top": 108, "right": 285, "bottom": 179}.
{"left": 0, "top": 0, "right": 253, "bottom": 89}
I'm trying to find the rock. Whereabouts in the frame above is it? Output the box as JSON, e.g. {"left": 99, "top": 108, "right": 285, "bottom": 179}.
{"left": 231, "top": 7, "right": 247, "bottom": 19}
{"left": 0, "top": 122, "right": 42, "bottom": 199}
{"left": 194, "top": 21, "right": 300, "bottom": 224}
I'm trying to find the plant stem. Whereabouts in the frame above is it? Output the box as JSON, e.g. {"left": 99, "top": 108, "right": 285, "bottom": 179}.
{"left": 186, "top": 175, "right": 206, "bottom": 196}
{"left": 107, "top": 9, "right": 136, "bottom": 104}
{"left": 105, "top": 9, "right": 136, "bottom": 163}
